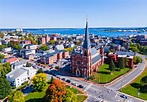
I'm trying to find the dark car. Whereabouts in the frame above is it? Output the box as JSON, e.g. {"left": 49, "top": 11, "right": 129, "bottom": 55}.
{"left": 61, "top": 78, "right": 66, "bottom": 81}
{"left": 120, "top": 94, "right": 128, "bottom": 99}
{"left": 78, "top": 85, "right": 84, "bottom": 88}
{"left": 66, "top": 79, "right": 71, "bottom": 83}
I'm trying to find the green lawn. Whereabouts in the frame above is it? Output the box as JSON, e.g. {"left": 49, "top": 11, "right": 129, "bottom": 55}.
{"left": 66, "top": 85, "right": 83, "bottom": 94}
{"left": 90, "top": 64, "right": 131, "bottom": 84}
{"left": 25, "top": 84, "right": 86, "bottom": 102}
{"left": 122, "top": 67, "right": 147, "bottom": 100}
{"left": 25, "top": 85, "right": 48, "bottom": 102}
{"left": 77, "top": 95, "right": 88, "bottom": 102}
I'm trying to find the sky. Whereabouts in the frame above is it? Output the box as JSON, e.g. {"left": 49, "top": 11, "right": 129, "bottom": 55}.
{"left": 0, "top": 0, "right": 147, "bottom": 28}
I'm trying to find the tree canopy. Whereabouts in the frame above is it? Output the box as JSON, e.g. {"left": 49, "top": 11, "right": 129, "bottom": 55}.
{"left": 49, "top": 40, "right": 55, "bottom": 44}
{"left": 62, "top": 89, "right": 77, "bottom": 102}
{"left": 8, "top": 91, "right": 25, "bottom": 102}
{"left": 31, "top": 73, "right": 47, "bottom": 92}
{"left": 45, "top": 79, "right": 66, "bottom": 102}
{"left": 40, "top": 44, "right": 48, "bottom": 51}
{"left": 0, "top": 63, "right": 11, "bottom": 78}
{"left": 0, "top": 78, "right": 12, "bottom": 99}
{"left": 134, "top": 56, "right": 142, "bottom": 64}
{"left": 118, "top": 57, "right": 125, "bottom": 70}
{"left": 109, "top": 60, "right": 115, "bottom": 73}
{"left": 26, "top": 62, "right": 31, "bottom": 67}
{"left": 140, "top": 76, "right": 147, "bottom": 86}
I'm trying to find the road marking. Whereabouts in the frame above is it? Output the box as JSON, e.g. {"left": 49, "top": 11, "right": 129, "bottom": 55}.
{"left": 115, "top": 93, "right": 118, "bottom": 98}
{"left": 84, "top": 83, "right": 92, "bottom": 91}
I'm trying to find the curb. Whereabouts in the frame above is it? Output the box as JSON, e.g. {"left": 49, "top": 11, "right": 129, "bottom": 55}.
{"left": 118, "top": 91, "right": 147, "bottom": 102}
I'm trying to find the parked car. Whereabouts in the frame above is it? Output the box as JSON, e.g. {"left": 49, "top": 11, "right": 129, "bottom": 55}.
{"left": 66, "top": 79, "right": 71, "bottom": 83}
{"left": 61, "top": 78, "right": 66, "bottom": 81}
{"left": 120, "top": 94, "right": 128, "bottom": 99}
{"left": 71, "top": 82, "right": 77, "bottom": 86}
{"left": 78, "top": 85, "right": 84, "bottom": 88}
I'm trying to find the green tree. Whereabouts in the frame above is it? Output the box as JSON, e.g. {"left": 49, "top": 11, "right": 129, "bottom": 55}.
{"left": 50, "top": 76, "right": 54, "bottom": 84}
{"left": 0, "top": 32, "right": 4, "bottom": 38}
{"left": 37, "top": 68, "right": 44, "bottom": 74}
{"left": 118, "top": 57, "right": 125, "bottom": 70}
{"left": 0, "top": 45, "right": 6, "bottom": 51}
{"left": 0, "top": 63, "right": 11, "bottom": 77}
{"left": 40, "top": 44, "right": 48, "bottom": 51}
{"left": 109, "top": 60, "right": 115, "bottom": 74}
{"left": 0, "top": 78, "right": 12, "bottom": 99}
{"left": 26, "top": 62, "right": 31, "bottom": 67}
{"left": 63, "top": 89, "right": 77, "bottom": 102}
{"left": 134, "top": 56, "right": 142, "bottom": 64}
{"left": 49, "top": 40, "right": 55, "bottom": 44}
{"left": 14, "top": 44, "right": 22, "bottom": 51}
{"left": 0, "top": 54, "right": 4, "bottom": 62}
{"left": 124, "top": 58, "right": 129, "bottom": 67}
{"left": 140, "top": 76, "right": 147, "bottom": 92}
{"left": 31, "top": 73, "right": 47, "bottom": 92}
{"left": 8, "top": 91, "right": 25, "bottom": 102}
{"left": 68, "top": 38, "right": 72, "bottom": 42}
{"left": 140, "top": 76, "right": 147, "bottom": 86}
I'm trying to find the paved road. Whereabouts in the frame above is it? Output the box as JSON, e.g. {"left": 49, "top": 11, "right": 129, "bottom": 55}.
{"left": 28, "top": 54, "right": 146, "bottom": 102}
{"left": 49, "top": 54, "right": 146, "bottom": 102}
{"left": 108, "top": 54, "right": 146, "bottom": 91}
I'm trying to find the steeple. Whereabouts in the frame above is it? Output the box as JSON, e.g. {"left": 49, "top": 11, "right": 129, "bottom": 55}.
{"left": 83, "top": 18, "right": 90, "bottom": 49}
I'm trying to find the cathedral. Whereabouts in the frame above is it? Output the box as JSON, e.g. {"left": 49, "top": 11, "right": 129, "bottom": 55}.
{"left": 71, "top": 20, "right": 104, "bottom": 78}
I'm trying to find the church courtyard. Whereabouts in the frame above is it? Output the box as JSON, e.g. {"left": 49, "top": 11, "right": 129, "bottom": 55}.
{"left": 89, "top": 64, "right": 131, "bottom": 84}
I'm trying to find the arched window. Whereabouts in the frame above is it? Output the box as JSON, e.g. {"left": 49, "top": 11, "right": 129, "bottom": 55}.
{"left": 84, "top": 51, "right": 87, "bottom": 56}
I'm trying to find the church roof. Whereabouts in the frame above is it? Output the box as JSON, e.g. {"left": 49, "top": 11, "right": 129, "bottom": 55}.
{"left": 91, "top": 47, "right": 98, "bottom": 56}
{"left": 92, "top": 54, "right": 102, "bottom": 65}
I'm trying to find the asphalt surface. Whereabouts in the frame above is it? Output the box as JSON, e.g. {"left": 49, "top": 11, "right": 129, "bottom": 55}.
{"left": 47, "top": 54, "right": 146, "bottom": 102}
{"left": 28, "top": 54, "right": 146, "bottom": 102}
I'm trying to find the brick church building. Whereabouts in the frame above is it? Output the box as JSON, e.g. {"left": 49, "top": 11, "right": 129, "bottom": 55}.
{"left": 71, "top": 20, "right": 104, "bottom": 78}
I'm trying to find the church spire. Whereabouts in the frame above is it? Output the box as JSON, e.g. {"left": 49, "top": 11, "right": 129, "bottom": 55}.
{"left": 83, "top": 18, "right": 90, "bottom": 49}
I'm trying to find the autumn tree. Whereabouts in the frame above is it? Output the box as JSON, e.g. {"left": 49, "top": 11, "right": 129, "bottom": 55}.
{"left": 0, "top": 78, "right": 12, "bottom": 99}
{"left": 31, "top": 73, "right": 47, "bottom": 92}
{"left": 62, "top": 89, "right": 77, "bottom": 102}
{"left": 8, "top": 91, "right": 25, "bottom": 102}
{"left": 45, "top": 79, "right": 66, "bottom": 102}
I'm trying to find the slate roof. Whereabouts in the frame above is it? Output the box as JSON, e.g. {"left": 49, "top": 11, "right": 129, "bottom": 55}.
{"left": 116, "top": 51, "right": 135, "bottom": 56}
{"left": 55, "top": 44, "right": 64, "bottom": 51}
{"left": 91, "top": 48, "right": 98, "bottom": 56}
{"left": 92, "top": 54, "right": 102, "bottom": 64}
{"left": 11, "top": 60, "right": 27, "bottom": 66}
{"left": 6, "top": 68, "right": 27, "bottom": 79}
{"left": 41, "top": 50, "right": 66, "bottom": 58}
{"left": 83, "top": 20, "right": 91, "bottom": 49}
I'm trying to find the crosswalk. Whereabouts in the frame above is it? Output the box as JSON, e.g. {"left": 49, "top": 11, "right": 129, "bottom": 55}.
{"left": 84, "top": 83, "right": 92, "bottom": 91}
{"left": 88, "top": 94, "right": 103, "bottom": 102}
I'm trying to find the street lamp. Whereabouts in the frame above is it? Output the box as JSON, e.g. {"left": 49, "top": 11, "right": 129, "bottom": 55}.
{"left": 138, "top": 88, "right": 140, "bottom": 97}
{"left": 98, "top": 74, "right": 100, "bottom": 84}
